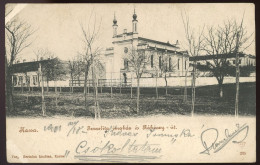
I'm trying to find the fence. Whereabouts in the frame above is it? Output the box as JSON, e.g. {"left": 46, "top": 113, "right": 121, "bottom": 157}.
{"left": 68, "top": 76, "right": 255, "bottom": 88}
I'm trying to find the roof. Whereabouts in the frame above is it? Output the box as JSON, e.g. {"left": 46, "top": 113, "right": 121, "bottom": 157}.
{"left": 189, "top": 53, "right": 252, "bottom": 61}
{"left": 147, "top": 46, "right": 189, "bottom": 57}
{"left": 138, "top": 37, "right": 178, "bottom": 48}
{"left": 11, "top": 60, "right": 53, "bottom": 73}
{"left": 11, "top": 59, "right": 68, "bottom": 73}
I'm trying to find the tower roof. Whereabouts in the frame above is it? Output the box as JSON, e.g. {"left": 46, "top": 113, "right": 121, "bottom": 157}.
{"left": 113, "top": 12, "right": 117, "bottom": 25}
{"left": 133, "top": 8, "right": 137, "bottom": 20}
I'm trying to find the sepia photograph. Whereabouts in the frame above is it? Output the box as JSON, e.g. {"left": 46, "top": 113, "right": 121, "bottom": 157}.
{"left": 5, "top": 3, "right": 256, "bottom": 163}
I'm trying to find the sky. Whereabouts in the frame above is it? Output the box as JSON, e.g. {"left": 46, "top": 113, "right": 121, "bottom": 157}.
{"left": 6, "top": 3, "right": 255, "bottom": 61}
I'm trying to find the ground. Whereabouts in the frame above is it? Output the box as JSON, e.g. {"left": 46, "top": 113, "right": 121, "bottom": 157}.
{"left": 7, "top": 82, "right": 255, "bottom": 118}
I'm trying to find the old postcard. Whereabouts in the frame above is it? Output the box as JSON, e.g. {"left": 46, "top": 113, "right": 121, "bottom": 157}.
{"left": 5, "top": 3, "right": 256, "bottom": 163}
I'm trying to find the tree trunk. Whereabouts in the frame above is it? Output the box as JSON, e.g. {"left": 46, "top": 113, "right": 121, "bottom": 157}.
{"left": 218, "top": 80, "right": 223, "bottom": 98}
{"left": 72, "top": 78, "right": 74, "bottom": 93}
{"left": 120, "top": 74, "right": 122, "bottom": 94}
{"left": 84, "top": 67, "right": 89, "bottom": 109}
{"left": 235, "top": 53, "right": 240, "bottom": 117}
{"left": 92, "top": 66, "right": 100, "bottom": 119}
{"left": 47, "top": 78, "right": 49, "bottom": 93}
{"left": 110, "top": 72, "right": 113, "bottom": 98}
{"left": 21, "top": 77, "right": 24, "bottom": 93}
{"left": 6, "top": 69, "right": 15, "bottom": 113}
{"left": 136, "top": 76, "right": 140, "bottom": 113}
{"left": 39, "top": 63, "right": 46, "bottom": 116}
{"left": 26, "top": 76, "right": 30, "bottom": 103}
{"left": 191, "top": 62, "right": 196, "bottom": 117}
{"left": 183, "top": 68, "right": 188, "bottom": 102}
{"left": 101, "top": 81, "right": 103, "bottom": 94}
{"left": 156, "top": 73, "right": 158, "bottom": 99}
{"left": 78, "top": 75, "right": 80, "bottom": 87}
{"left": 164, "top": 73, "right": 168, "bottom": 95}
{"left": 87, "top": 82, "right": 89, "bottom": 95}
{"left": 131, "top": 73, "right": 133, "bottom": 99}
{"left": 55, "top": 80, "right": 58, "bottom": 106}
{"left": 28, "top": 78, "right": 30, "bottom": 92}
{"left": 37, "top": 73, "right": 40, "bottom": 87}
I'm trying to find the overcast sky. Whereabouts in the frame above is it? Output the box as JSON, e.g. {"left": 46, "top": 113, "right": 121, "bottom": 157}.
{"left": 8, "top": 3, "right": 255, "bottom": 61}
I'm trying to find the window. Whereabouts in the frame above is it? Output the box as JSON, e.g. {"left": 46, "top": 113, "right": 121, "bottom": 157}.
{"left": 26, "top": 76, "right": 30, "bottom": 85}
{"left": 33, "top": 75, "right": 38, "bottom": 85}
{"left": 185, "top": 60, "right": 187, "bottom": 70}
{"left": 18, "top": 76, "right": 23, "bottom": 85}
{"left": 178, "top": 59, "right": 180, "bottom": 70}
{"left": 159, "top": 56, "right": 162, "bottom": 69}
{"left": 151, "top": 55, "right": 153, "bottom": 68}
{"left": 13, "top": 76, "right": 17, "bottom": 86}
{"left": 233, "top": 59, "right": 241, "bottom": 64}
{"left": 169, "top": 57, "right": 172, "bottom": 71}
{"left": 124, "top": 59, "right": 128, "bottom": 69}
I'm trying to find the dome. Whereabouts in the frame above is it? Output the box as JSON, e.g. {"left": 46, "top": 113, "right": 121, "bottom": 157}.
{"left": 113, "top": 12, "right": 117, "bottom": 25}
{"left": 113, "top": 18, "right": 117, "bottom": 25}
{"left": 133, "top": 13, "right": 137, "bottom": 20}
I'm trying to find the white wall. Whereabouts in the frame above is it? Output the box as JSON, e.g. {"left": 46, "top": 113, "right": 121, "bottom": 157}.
{"left": 34, "top": 76, "right": 255, "bottom": 87}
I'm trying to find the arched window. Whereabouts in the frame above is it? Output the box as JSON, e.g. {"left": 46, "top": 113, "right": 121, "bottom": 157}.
{"left": 124, "top": 59, "right": 128, "bottom": 69}
{"left": 159, "top": 56, "right": 162, "bottom": 69}
{"left": 178, "top": 59, "right": 180, "bottom": 70}
{"left": 169, "top": 57, "right": 172, "bottom": 71}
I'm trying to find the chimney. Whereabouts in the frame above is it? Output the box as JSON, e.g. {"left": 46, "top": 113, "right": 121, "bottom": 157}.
{"left": 124, "top": 29, "right": 127, "bottom": 34}
{"left": 176, "top": 40, "right": 179, "bottom": 45}
{"left": 23, "top": 59, "right": 26, "bottom": 63}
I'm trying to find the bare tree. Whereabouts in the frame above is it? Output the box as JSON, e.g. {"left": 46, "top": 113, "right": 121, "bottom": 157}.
{"left": 124, "top": 46, "right": 151, "bottom": 113}
{"left": 78, "top": 11, "right": 103, "bottom": 119}
{"left": 181, "top": 11, "right": 204, "bottom": 117}
{"left": 41, "top": 49, "right": 55, "bottom": 92}
{"left": 50, "top": 58, "right": 67, "bottom": 106}
{"left": 183, "top": 51, "right": 189, "bottom": 103}
{"left": 160, "top": 51, "right": 169, "bottom": 95}
{"left": 5, "top": 18, "right": 34, "bottom": 112}
{"left": 68, "top": 57, "right": 77, "bottom": 93}
{"left": 33, "top": 48, "right": 54, "bottom": 61}
{"left": 198, "top": 18, "right": 253, "bottom": 98}
{"left": 159, "top": 51, "right": 178, "bottom": 96}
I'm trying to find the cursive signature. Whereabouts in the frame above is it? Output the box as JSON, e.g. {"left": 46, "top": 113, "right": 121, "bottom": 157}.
{"left": 200, "top": 123, "right": 249, "bottom": 155}
{"left": 75, "top": 139, "right": 162, "bottom": 155}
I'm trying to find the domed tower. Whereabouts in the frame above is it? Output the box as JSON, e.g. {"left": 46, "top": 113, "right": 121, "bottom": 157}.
{"left": 132, "top": 8, "right": 138, "bottom": 34}
{"left": 112, "top": 12, "right": 118, "bottom": 37}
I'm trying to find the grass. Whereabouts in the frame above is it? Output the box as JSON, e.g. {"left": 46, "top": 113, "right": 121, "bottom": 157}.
{"left": 7, "top": 82, "right": 255, "bottom": 118}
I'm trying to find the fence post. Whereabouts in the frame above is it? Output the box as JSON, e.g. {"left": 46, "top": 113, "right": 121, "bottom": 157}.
{"left": 100, "top": 79, "right": 103, "bottom": 94}
{"left": 111, "top": 72, "right": 113, "bottom": 98}
{"left": 131, "top": 73, "right": 133, "bottom": 99}
{"left": 120, "top": 73, "right": 121, "bottom": 94}
{"left": 87, "top": 80, "right": 89, "bottom": 95}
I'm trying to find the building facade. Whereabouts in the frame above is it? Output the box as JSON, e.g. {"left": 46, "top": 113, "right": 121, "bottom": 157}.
{"left": 103, "top": 10, "right": 189, "bottom": 83}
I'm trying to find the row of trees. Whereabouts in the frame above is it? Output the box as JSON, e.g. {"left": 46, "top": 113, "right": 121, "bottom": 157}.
{"left": 181, "top": 11, "right": 254, "bottom": 117}
{"left": 5, "top": 7, "right": 254, "bottom": 118}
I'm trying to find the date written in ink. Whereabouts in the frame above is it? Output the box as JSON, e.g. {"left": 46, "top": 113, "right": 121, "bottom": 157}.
{"left": 44, "top": 124, "right": 61, "bottom": 133}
